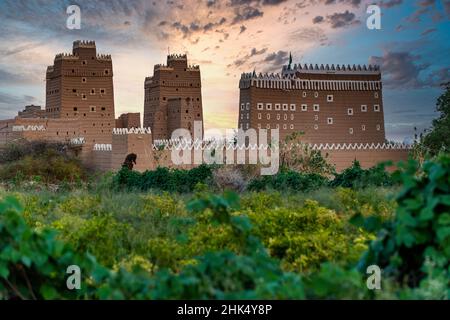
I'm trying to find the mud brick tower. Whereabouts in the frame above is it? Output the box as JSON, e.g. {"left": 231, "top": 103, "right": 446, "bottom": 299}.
{"left": 143, "top": 54, "right": 203, "bottom": 140}
{"left": 45, "top": 40, "right": 115, "bottom": 146}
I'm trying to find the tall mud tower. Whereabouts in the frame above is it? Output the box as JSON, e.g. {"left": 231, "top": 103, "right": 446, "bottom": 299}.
{"left": 143, "top": 54, "right": 203, "bottom": 140}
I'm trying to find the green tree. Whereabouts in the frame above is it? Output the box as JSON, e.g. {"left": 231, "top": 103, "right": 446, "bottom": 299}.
{"left": 422, "top": 82, "right": 450, "bottom": 156}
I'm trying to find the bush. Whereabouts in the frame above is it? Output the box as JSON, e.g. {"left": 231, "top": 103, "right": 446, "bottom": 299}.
{"left": 113, "top": 164, "right": 214, "bottom": 193}
{"left": 358, "top": 155, "right": 450, "bottom": 292}
{"left": 212, "top": 166, "right": 247, "bottom": 192}
{"left": 0, "top": 149, "right": 86, "bottom": 184}
{"left": 248, "top": 170, "right": 328, "bottom": 192}
{"left": 329, "top": 161, "right": 394, "bottom": 188}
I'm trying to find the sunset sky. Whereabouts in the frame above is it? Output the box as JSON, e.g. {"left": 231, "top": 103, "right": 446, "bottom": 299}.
{"left": 0, "top": 0, "right": 449, "bottom": 142}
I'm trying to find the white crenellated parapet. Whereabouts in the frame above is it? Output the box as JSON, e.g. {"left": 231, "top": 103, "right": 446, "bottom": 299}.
{"left": 304, "top": 142, "right": 412, "bottom": 151}
{"left": 152, "top": 140, "right": 411, "bottom": 152}
{"left": 12, "top": 125, "right": 46, "bottom": 132}
{"left": 239, "top": 72, "right": 382, "bottom": 91}
{"left": 112, "top": 127, "right": 152, "bottom": 135}
{"left": 70, "top": 137, "right": 85, "bottom": 145}
{"left": 152, "top": 138, "right": 275, "bottom": 151}
{"left": 93, "top": 143, "right": 112, "bottom": 151}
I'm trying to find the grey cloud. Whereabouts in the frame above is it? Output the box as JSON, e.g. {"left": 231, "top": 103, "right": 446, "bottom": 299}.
{"left": 262, "top": 50, "right": 289, "bottom": 73}
{"left": 231, "top": 6, "right": 264, "bottom": 24}
{"left": 231, "top": 47, "right": 268, "bottom": 68}
{"left": 369, "top": 51, "right": 432, "bottom": 89}
{"left": 312, "top": 16, "right": 324, "bottom": 24}
{"left": 326, "top": 10, "right": 360, "bottom": 28}
{"left": 377, "top": 0, "right": 403, "bottom": 8}
{"left": 420, "top": 28, "right": 436, "bottom": 36}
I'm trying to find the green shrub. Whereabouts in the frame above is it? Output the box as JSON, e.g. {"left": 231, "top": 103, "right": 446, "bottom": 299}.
{"left": 358, "top": 155, "right": 450, "bottom": 293}
{"left": 330, "top": 161, "right": 394, "bottom": 188}
{"left": 248, "top": 170, "right": 328, "bottom": 192}
{"left": 113, "top": 164, "right": 214, "bottom": 193}
{"left": 245, "top": 199, "right": 370, "bottom": 272}
{"left": 0, "top": 147, "right": 86, "bottom": 184}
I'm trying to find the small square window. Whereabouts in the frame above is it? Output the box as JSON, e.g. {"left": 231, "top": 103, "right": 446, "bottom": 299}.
{"left": 104, "top": 69, "right": 109, "bottom": 75}
{"left": 349, "top": 128, "right": 354, "bottom": 134}
{"left": 275, "top": 104, "right": 281, "bottom": 110}
{"left": 362, "top": 125, "right": 366, "bottom": 131}
{"left": 266, "top": 124, "right": 270, "bottom": 129}
{"left": 82, "top": 78, "right": 87, "bottom": 83}
{"left": 283, "top": 124, "right": 287, "bottom": 129}
{"left": 282, "top": 104, "right": 288, "bottom": 111}
{"left": 240, "top": 114, "right": 244, "bottom": 120}
{"left": 82, "top": 94, "right": 87, "bottom": 100}
{"left": 361, "top": 105, "right": 367, "bottom": 112}
{"left": 290, "top": 114, "right": 294, "bottom": 120}
{"left": 301, "top": 104, "right": 307, "bottom": 111}
{"left": 73, "top": 107, "right": 78, "bottom": 111}
{"left": 82, "top": 60, "right": 87, "bottom": 65}
{"left": 246, "top": 103, "right": 250, "bottom": 110}
{"left": 374, "top": 92, "right": 379, "bottom": 99}
{"left": 314, "top": 92, "right": 319, "bottom": 98}
{"left": 246, "top": 123, "right": 250, "bottom": 129}
{"left": 90, "top": 89, "right": 95, "bottom": 95}
{"left": 257, "top": 103, "right": 263, "bottom": 110}
{"left": 327, "top": 95, "right": 333, "bottom": 102}
{"left": 266, "top": 103, "right": 272, "bottom": 110}
{"left": 314, "top": 115, "right": 318, "bottom": 121}
{"left": 257, "top": 123, "right": 261, "bottom": 129}
{"left": 302, "top": 91, "right": 307, "bottom": 98}
{"left": 246, "top": 114, "right": 249, "bottom": 120}
{"left": 376, "top": 124, "right": 381, "bottom": 131}
{"left": 327, "top": 117, "right": 333, "bottom": 125}
{"left": 267, "top": 113, "right": 271, "bottom": 120}
{"left": 290, "top": 104, "right": 296, "bottom": 111}
{"left": 314, "top": 124, "right": 319, "bottom": 130}
{"left": 290, "top": 124, "right": 294, "bottom": 129}
{"left": 313, "top": 104, "right": 320, "bottom": 112}
{"left": 374, "top": 104, "right": 380, "bottom": 112}
{"left": 348, "top": 108, "right": 353, "bottom": 115}
{"left": 284, "top": 114, "right": 288, "bottom": 120}
{"left": 240, "top": 103, "right": 244, "bottom": 110}
{"left": 90, "top": 106, "right": 96, "bottom": 112}
{"left": 258, "top": 113, "right": 261, "bottom": 120}
{"left": 277, "top": 114, "right": 280, "bottom": 120}
{"left": 72, "top": 89, "right": 77, "bottom": 93}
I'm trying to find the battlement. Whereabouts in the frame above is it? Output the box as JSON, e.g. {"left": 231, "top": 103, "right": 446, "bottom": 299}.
{"left": 73, "top": 40, "right": 96, "bottom": 49}
{"left": 239, "top": 70, "right": 382, "bottom": 90}
{"left": 54, "top": 52, "right": 79, "bottom": 61}
{"left": 167, "top": 54, "right": 187, "bottom": 61}
{"left": 282, "top": 63, "right": 380, "bottom": 75}
{"left": 112, "top": 127, "right": 152, "bottom": 135}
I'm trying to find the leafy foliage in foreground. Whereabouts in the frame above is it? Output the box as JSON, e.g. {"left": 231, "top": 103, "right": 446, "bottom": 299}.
{"left": 358, "top": 155, "right": 450, "bottom": 290}
{"left": 1, "top": 156, "right": 448, "bottom": 299}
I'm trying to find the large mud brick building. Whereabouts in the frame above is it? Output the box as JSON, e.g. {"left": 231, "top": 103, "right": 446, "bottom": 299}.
{"left": 45, "top": 40, "right": 115, "bottom": 148}
{"left": 144, "top": 54, "right": 204, "bottom": 140}
{"left": 238, "top": 63, "right": 385, "bottom": 143}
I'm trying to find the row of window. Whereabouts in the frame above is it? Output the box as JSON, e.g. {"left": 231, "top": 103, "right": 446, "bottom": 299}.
{"left": 73, "top": 66, "right": 110, "bottom": 75}
{"left": 243, "top": 103, "right": 381, "bottom": 112}
{"left": 72, "top": 106, "right": 107, "bottom": 112}
{"left": 73, "top": 88, "right": 107, "bottom": 95}
{"left": 240, "top": 123, "right": 382, "bottom": 132}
